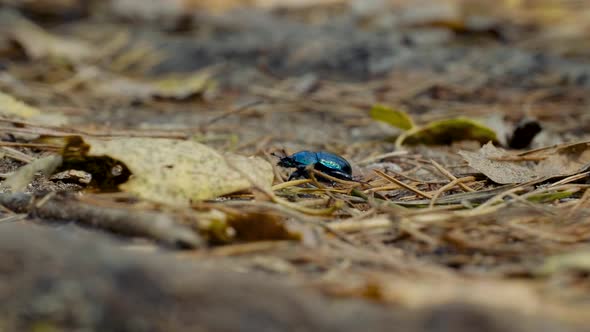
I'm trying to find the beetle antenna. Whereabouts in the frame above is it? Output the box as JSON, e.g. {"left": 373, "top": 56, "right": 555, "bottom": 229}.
{"left": 270, "top": 148, "right": 288, "bottom": 158}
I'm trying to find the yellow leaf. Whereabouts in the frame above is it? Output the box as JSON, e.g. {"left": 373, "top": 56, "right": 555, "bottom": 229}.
{"left": 369, "top": 104, "right": 414, "bottom": 131}
{"left": 397, "top": 117, "right": 498, "bottom": 146}
{"left": 65, "top": 137, "right": 273, "bottom": 206}
{"left": 0, "top": 91, "right": 68, "bottom": 126}
{"left": 94, "top": 70, "right": 216, "bottom": 100}
{"left": 537, "top": 251, "right": 590, "bottom": 276}
{"left": 150, "top": 71, "right": 216, "bottom": 99}
{"left": 0, "top": 91, "right": 41, "bottom": 119}
{"left": 0, "top": 9, "right": 94, "bottom": 61}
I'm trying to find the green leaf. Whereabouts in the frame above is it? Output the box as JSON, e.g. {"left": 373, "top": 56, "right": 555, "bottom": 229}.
{"left": 398, "top": 117, "right": 498, "bottom": 146}
{"left": 369, "top": 104, "right": 414, "bottom": 131}
{"left": 526, "top": 190, "right": 575, "bottom": 203}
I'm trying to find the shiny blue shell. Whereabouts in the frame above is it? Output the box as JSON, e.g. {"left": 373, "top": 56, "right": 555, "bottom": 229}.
{"left": 278, "top": 151, "right": 352, "bottom": 180}
{"left": 290, "top": 151, "right": 319, "bottom": 167}
{"left": 315, "top": 152, "right": 352, "bottom": 174}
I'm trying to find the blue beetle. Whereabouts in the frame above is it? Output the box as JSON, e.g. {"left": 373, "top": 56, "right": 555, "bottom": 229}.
{"left": 277, "top": 150, "right": 353, "bottom": 181}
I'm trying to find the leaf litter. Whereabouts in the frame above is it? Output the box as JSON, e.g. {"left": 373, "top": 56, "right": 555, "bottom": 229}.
{"left": 1, "top": 1, "right": 590, "bottom": 332}
{"left": 461, "top": 141, "right": 590, "bottom": 184}
{"left": 61, "top": 136, "right": 274, "bottom": 206}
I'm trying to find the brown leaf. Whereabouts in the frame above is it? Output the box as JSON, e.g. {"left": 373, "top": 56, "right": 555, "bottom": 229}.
{"left": 460, "top": 141, "right": 590, "bottom": 184}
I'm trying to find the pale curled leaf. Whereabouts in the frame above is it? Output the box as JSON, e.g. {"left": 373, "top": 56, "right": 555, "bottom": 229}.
{"left": 460, "top": 141, "right": 590, "bottom": 184}
{"left": 82, "top": 138, "right": 273, "bottom": 206}
{"left": 93, "top": 71, "right": 216, "bottom": 100}
{"left": 537, "top": 251, "right": 590, "bottom": 276}
{"left": 0, "top": 91, "right": 68, "bottom": 126}
{"left": 0, "top": 9, "right": 94, "bottom": 61}
{"left": 149, "top": 72, "right": 216, "bottom": 99}
{"left": 0, "top": 91, "right": 41, "bottom": 119}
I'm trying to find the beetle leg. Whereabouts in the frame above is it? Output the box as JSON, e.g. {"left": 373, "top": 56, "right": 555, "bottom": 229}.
{"left": 329, "top": 170, "right": 354, "bottom": 181}
{"left": 288, "top": 169, "right": 307, "bottom": 181}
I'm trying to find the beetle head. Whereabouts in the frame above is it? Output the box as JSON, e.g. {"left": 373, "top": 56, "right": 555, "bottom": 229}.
{"left": 277, "top": 156, "right": 297, "bottom": 168}
{"left": 270, "top": 149, "right": 295, "bottom": 168}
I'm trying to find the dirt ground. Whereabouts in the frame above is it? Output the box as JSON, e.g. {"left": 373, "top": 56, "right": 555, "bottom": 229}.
{"left": 1, "top": 0, "right": 590, "bottom": 331}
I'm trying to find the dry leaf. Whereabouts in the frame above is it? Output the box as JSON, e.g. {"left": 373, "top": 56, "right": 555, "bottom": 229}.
{"left": 459, "top": 143, "right": 536, "bottom": 184}
{"left": 113, "top": 0, "right": 346, "bottom": 17}
{"left": 0, "top": 91, "right": 43, "bottom": 119}
{"left": 254, "top": 0, "right": 346, "bottom": 10}
{"left": 112, "top": 0, "right": 248, "bottom": 17}
{"left": 537, "top": 251, "right": 590, "bottom": 276}
{"left": 200, "top": 210, "right": 303, "bottom": 244}
{"left": 0, "top": 91, "right": 68, "bottom": 126}
{"left": 65, "top": 137, "right": 273, "bottom": 206}
{"left": 0, "top": 9, "right": 94, "bottom": 61}
{"left": 460, "top": 141, "right": 590, "bottom": 184}
{"left": 93, "top": 71, "right": 216, "bottom": 100}
{"left": 398, "top": 117, "right": 498, "bottom": 146}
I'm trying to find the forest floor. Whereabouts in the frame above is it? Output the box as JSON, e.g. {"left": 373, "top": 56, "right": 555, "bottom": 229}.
{"left": 1, "top": 1, "right": 590, "bottom": 331}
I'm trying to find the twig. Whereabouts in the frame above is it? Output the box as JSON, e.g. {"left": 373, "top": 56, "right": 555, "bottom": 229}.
{"left": 473, "top": 186, "right": 526, "bottom": 211}
{"left": 204, "top": 99, "right": 263, "bottom": 126}
{"left": 388, "top": 184, "right": 519, "bottom": 207}
{"left": 205, "top": 241, "right": 293, "bottom": 257}
{"left": 365, "top": 185, "right": 401, "bottom": 193}
{"left": 327, "top": 215, "right": 392, "bottom": 232}
{"left": 0, "top": 214, "right": 27, "bottom": 223}
{"left": 430, "top": 160, "right": 474, "bottom": 192}
{"left": 549, "top": 172, "right": 590, "bottom": 187}
{"left": 373, "top": 169, "right": 432, "bottom": 199}
{"left": 0, "top": 141, "right": 61, "bottom": 150}
{"left": 1, "top": 146, "right": 34, "bottom": 163}
{"left": 357, "top": 150, "right": 409, "bottom": 166}
{"left": 308, "top": 168, "right": 360, "bottom": 186}
{"left": 0, "top": 125, "right": 191, "bottom": 139}
{"left": 399, "top": 217, "right": 439, "bottom": 247}
{"left": 272, "top": 178, "right": 312, "bottom": 191}
{"left": 428, "top": 176, "right": 476, "bottom": 209}
{"left": 565, "top": 188, "right": 590, "bottom": 219}
{"left": 0, "top": 192, "right": 202, "bottom": 248}
{"left": 222, "top": 155, "right": 339, "bottom": 216}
